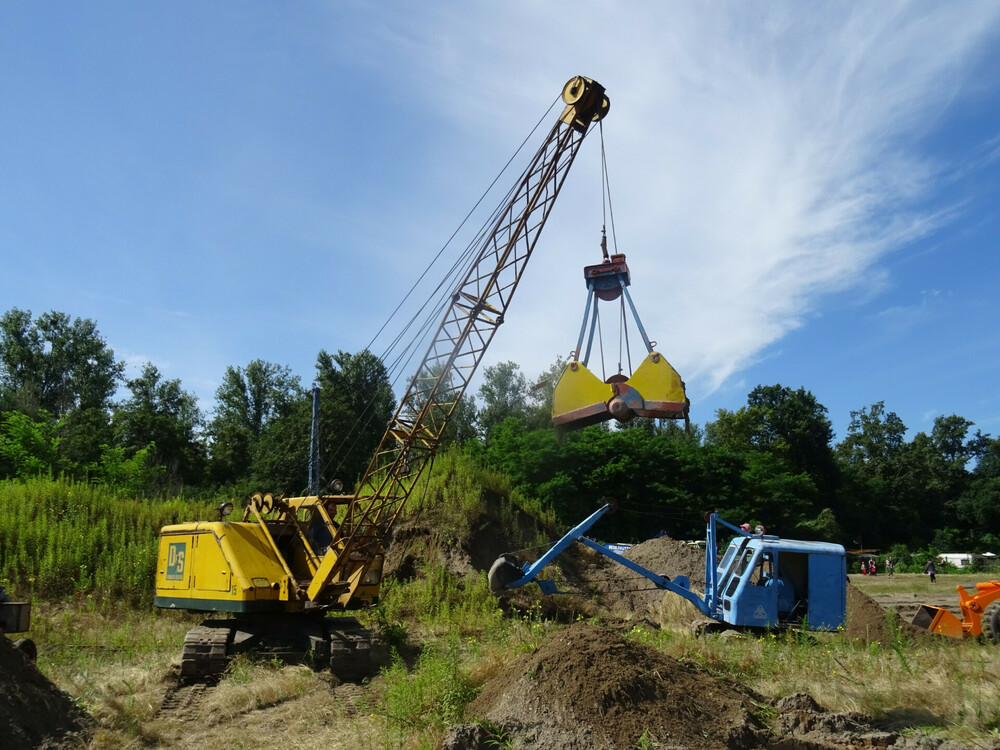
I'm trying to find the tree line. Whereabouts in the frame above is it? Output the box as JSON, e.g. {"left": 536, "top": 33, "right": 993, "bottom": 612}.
{"left": 1, "top": 307, "right": 997, "bottom": 554}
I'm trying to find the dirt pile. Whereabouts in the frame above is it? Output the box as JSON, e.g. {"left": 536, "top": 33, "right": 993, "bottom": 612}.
{"left": 457, "top": 622, "right": 769, "bottom": 749}
{"left": 844, "top": 583, "right": 928, "bottom": 643}
{"left": 445, "top": 624, "right": 983, "bottom": 750}
{"left": 0, "top": 637, "right": 89, "bottom": 749}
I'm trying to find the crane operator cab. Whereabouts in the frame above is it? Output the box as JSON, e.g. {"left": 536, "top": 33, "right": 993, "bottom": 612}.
{"left": 712, "top": 533, "right": 846, "bottom": 631}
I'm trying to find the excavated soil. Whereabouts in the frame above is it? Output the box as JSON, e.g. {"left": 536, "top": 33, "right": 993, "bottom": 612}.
{"left": 844, "top": 583, "right": 929, "bottom": 643}
{"left": 0, "top": 636, "right": 89, "bottom": 749}
{"left": 458, "top": 622, "right": 770, "bottom": 749}
{"left": 445, "top": 623, "right": 977, "bottom": 750}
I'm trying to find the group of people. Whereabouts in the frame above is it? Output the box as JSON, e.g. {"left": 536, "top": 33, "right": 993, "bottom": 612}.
{"left": 859, "top": 556, "right": 898, "bottom": 577}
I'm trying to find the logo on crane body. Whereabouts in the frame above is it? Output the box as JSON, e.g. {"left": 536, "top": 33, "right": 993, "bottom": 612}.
{"left": 166, "top": 542, "right": 187, "bottom": 581}
{"left": 754, "top": 605, "right": 767, "bottom": 620}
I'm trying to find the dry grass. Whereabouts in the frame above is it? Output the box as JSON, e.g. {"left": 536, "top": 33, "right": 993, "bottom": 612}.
{"left": 27, "top": 573, "right": 1000, "bottom": 749}
{"left": 637, "top": 574, "right": 1000, "bottom": 742}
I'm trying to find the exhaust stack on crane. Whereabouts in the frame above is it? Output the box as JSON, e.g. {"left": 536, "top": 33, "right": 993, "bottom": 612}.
{"left": 551, "top": 240, "right": 689, "bottom": 430}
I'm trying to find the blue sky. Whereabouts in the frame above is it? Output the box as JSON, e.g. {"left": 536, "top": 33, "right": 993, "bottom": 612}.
{"left": 2, "top": 2, "right": 999, "bottom": 442}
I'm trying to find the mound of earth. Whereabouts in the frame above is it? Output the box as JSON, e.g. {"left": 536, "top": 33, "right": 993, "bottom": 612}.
{"left": 385, "top": 494, "right": 549, "bottom": 582}
{"left": 457, "top": 622, "right": 769, "bottom": 749}
{"left": 445, "top": 624, "right": 982, "bottom": 750}
{"left": 0, "top": 637, "right": 89, "bottom": 749}
{"left": 510, "top": 533, "right": 709, "bottom": 623}
{"left": 845, "top": 583, "right": 928, "bottom": 643}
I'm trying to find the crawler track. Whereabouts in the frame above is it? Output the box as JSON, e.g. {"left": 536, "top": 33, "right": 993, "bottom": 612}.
{"left": 177, "top": 616, "right": 374, "bottom": 682}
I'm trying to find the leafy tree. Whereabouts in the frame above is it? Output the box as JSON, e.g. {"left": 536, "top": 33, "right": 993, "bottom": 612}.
{"left": 705, "top": 385, "right": 837, "bottom": 532}
{"left": 0, "top": 308, "right": 123, "bottom": 417}
{"left": 525, "top": 356, "right": 567, "bottom": 430}
{"left": 477, "top": 361, "right": 528, "bottom": 441}
{"left": 58, "top": 406, "right": 115, "bottom": 469}
{"left": 247, "top": 396, "right": 313, "bottom": 494}
{"left": 92, "top": 442, "right": 164, "bottom": 497}
{"left": 836, "top": 402, "right": 907, "bottom": 476}
{"left": 113, "top": 363, "right": 204, "bottom": 491}
{"left": 208, "top": 360, "right": 302, "bottom": 484}
{"left": 0, "top": 410, "right": 69, "bottom": 478}
{"left": 315, "top": 349, "right": 395, "bottom": 491}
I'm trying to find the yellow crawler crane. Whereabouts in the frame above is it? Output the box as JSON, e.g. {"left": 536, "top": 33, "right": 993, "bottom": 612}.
{"left": 912, "top": 580, "right": 1000, "bottom": 642}
{"left": 154, "top": 76, "right": 611, "bottom": 680}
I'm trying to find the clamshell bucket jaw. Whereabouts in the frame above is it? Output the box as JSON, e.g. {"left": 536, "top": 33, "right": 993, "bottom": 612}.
{"left": 552, "top": 351, "right": 689, "bottom": 430}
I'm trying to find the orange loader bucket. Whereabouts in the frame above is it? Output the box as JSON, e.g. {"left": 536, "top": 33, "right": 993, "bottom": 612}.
{"left": 912, "top": 604, "right": 966, "bottom": 639}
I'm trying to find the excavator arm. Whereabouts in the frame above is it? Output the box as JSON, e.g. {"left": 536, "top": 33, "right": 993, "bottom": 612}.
{"left": 307, "top": 76, "right": 610, "bottom": 605}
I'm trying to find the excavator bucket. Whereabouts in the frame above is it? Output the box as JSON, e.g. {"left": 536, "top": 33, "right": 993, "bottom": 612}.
{"left": 912, "top": 604, "right": 966, "bottom": 639}
{"left": 552, "top": 351, "right": 688, "bottom": 430}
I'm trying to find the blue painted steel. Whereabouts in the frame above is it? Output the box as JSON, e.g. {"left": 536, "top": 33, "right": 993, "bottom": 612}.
{"left": 582, "top": 293, "right": 600, "bottom": 367}
{"left": 506, "top": 502, "right": 710, "bottom": 616}
{"left": 574, "top": 290, "right": 595, "bottom": 362}
{"left": 503, "top": 506, "right": 847, "bottom": 633}
{"left": 509, "top": 503, "right": 613, "bottom": 588}
{"left": 578, "top": 537, "right": 709, "bottom": 615}
{"left": 618, "top": 279, "right": 653, "bottom": 353}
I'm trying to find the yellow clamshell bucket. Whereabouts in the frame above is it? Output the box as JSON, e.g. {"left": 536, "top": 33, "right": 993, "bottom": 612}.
{"left": 552, "top": 352, "right": 688, "bottom": 429}
{"left": 552, "top": 245, "right": 689, "bottom": 431}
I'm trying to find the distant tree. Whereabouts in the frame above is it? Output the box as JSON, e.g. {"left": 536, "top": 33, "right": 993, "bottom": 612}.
{"left": 705, "top": 384, "right": 837, "bottom": 530}
{"left": 0, "top": 411, "right": 68, "bottom": 478}
{"left": 836, "top": 402, "right": 907, "bottom": 476}
{"left": 525, "top": 356, "right": 567, "bottom": 430}
{"left": 315, "top": 349, "right": 395, "bottom": 491}
{"left": 0, "top": 308, "right": 123, "bottom": 417}
{"left": 477, "top": 361, "right": 528, "bottom": 441}
{"left": 249, "top": 397, "right": 312, "bottom": 494}
{"left": 113, "top": 363, "right": 205, "bottom": 490}
{"left": 208, "top": 360, "right": 302, "bottom": 484}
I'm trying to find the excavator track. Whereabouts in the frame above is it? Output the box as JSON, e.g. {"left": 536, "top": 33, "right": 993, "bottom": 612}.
{"left": 179, "top": 616, "right": 373, "bottom": 682}
{"left": 180, "top": 624, "right": 231, "bottom": 681}
{"left": 328, "top": 620, "right": 372, "bottom": 682}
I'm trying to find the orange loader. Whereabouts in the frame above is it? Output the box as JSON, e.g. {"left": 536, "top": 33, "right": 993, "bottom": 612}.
{"left": 912, "top": 581, "right": 1000, "bottom": 643}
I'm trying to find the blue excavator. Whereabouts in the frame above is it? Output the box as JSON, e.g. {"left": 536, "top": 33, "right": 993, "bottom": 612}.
{"left": 490, "top": 504, "right": 846, "bottom": 632}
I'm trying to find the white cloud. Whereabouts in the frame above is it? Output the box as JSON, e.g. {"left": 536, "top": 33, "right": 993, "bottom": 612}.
{"left": 349, "top": 2, "right": 1000, "bottom": 405}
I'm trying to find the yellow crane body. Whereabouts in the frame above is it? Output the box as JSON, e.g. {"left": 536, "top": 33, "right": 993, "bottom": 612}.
{"left": 154, "top": 495, "right": 383, "bottom": 614}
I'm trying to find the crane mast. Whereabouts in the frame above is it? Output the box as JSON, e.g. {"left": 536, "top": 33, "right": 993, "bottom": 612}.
{"left": 307, "top": 76, "right": 610, "bottom": 605}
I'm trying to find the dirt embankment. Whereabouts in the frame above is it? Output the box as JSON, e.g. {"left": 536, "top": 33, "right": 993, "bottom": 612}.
{"left": 0, "top": 637, "right": 89, "bottom": 749}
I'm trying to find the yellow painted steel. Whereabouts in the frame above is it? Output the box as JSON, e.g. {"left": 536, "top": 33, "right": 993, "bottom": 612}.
{"left": 552, "top": 360, "right": 613, "bottom": 417}
{"left": 155, "top": 523, "right": 286, "bottom": 607}
{"left": 626, "top": 352, "right": 686, "bottom": 406}
{"left": 552, "top": 351, "right": 687, "bottom": 427}
{"left": 155, "top": 513, "right": 384, "bottom": 612}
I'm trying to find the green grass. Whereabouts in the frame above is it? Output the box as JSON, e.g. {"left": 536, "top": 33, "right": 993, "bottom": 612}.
{"left": 0, "top": 477, "right": 209, "bottom": 605}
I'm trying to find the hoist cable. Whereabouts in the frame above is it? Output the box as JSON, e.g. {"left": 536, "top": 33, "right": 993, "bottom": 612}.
{"left": 320, "top": 96, "right": 561, "bottom": 485}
